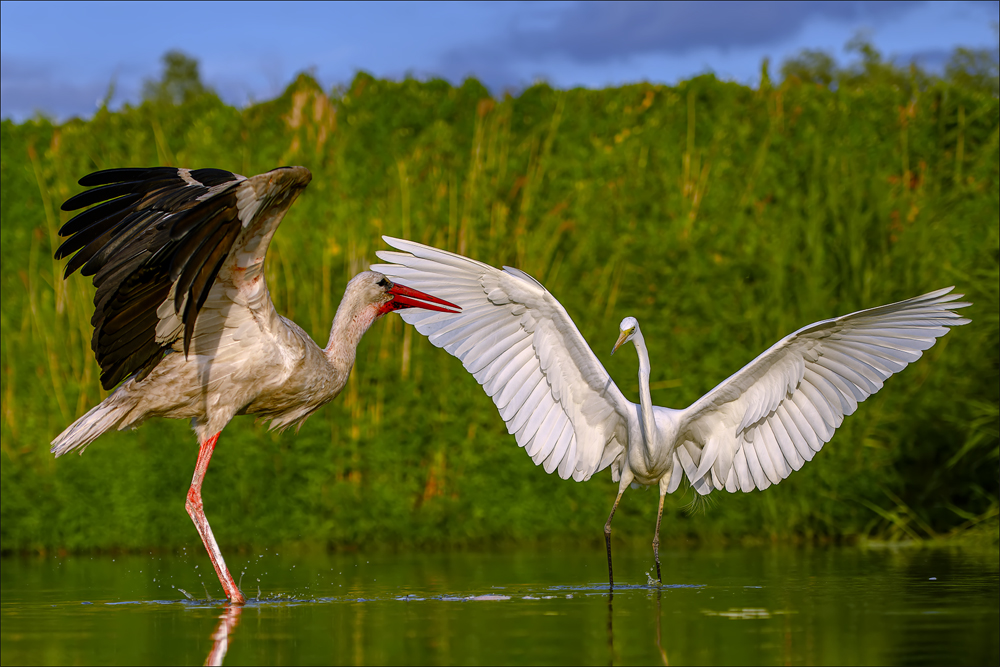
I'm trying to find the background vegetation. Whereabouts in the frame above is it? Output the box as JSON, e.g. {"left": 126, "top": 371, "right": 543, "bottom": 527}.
{"left": 1, "top": 43, "right": 997, "bottom": 553}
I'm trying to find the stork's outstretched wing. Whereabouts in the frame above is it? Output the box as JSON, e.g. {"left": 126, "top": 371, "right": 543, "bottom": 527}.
{"left": 373, "top": 237, "right": 632, "bottom": 482}
{"left": 675, "top": 288, "right": 970, "bottom": 494}
{"left": 57, "top": 166, "right": 312, "bottom": 389}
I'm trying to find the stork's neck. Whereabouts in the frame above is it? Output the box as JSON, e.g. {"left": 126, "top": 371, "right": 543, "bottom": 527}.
{"left": 325, "top": 302, "right": 380, "bottom": 380}
{"left": 632, "top": 326, "right": 656, "bottom": 449}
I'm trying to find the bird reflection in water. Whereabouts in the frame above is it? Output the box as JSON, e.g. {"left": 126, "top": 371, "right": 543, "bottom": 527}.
{"left": 654, "top": 591, "right": 669, "bottom": 665}
{"left": 606, "top": 589, "right": 669, "bottom": 666}
{"left": 204, "top": 605, "right": 242, "bottom": 667}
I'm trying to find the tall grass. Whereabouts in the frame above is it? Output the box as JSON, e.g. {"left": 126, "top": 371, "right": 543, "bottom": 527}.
{"left": 1, "top": 71, "right": 997, "bottom": 553}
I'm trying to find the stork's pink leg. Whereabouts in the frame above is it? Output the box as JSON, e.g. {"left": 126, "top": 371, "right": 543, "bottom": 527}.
{"left": 205, "top": 605, "right": 242, "bottom": 666}
{"left": 186, "top": 433, "right": 246, "bottom": 605}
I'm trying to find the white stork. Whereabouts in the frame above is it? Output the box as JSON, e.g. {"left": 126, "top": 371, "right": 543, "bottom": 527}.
{"left": 51, "top": 167, "right": 459, "bottom": 604}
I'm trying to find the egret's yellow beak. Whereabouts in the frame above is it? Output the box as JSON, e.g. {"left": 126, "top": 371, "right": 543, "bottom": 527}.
{"left": 612, "top": 329, "right": 631, "bottom": 355}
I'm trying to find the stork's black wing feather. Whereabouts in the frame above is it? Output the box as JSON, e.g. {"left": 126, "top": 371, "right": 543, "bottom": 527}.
{"left": 58, "top": 165, "right": 312, "bottom": 390}
{"left": 58, "top": 167, "right": 244, "bottom": 389}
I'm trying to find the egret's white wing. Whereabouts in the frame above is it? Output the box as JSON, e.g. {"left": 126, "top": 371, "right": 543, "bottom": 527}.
{"left": 373, "top": 236, "right": 632, "bottom": 482}
{"left": 675, "top": 288, "right": 970, "bottom": 494}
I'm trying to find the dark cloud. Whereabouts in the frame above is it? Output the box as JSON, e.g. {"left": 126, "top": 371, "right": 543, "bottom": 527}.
{"left": 1, "top": 57, "right": 51, "bottom": 80}
{"left": 435, "top": 48, "right": 528, "bottom": 94}
{"left": 4, "top": 1, "right": 994, "bottom": 120}
{"left": 901, "top": 48, "right": 952, "bottom": 73}
{"left": 465, "top": 1, "right": 926, "bottom": 66}
{"left": 901, "top": 40, "right": 1000, "bottom": 75}
{"left": 0, "top": 53, "right": 255, "bottom": 121}
{"left": 1, "top": 56, "right": 111, "bottom": 120}
{"left": 431, "top": 1, "right": 935, "bottom": 92}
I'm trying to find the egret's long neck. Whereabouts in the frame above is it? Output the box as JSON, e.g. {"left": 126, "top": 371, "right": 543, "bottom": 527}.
{"left": 325, "top": 301, "right": 379, "bottom": 382}
{"left": 632, "top": 327, "right": 656, "bottom": 449}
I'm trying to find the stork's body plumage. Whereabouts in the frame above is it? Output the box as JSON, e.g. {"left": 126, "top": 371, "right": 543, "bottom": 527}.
{"left": 374, "top": 237, "right": 970, "bottom": 587}
{"left": 51, "top": 168, "right": 458, "bottom": 604}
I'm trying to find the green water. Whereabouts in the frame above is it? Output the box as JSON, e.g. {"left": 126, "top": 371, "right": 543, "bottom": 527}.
{"left": 1, "top": 545, "right": 997, "bottom": 665}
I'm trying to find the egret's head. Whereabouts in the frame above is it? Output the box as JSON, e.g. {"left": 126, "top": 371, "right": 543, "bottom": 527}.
{"left": 612, "top": 316, "right": 639, "bottom": 355}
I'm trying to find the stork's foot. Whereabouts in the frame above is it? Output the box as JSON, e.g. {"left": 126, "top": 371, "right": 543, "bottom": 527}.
{"left": 186, "top": 433, "right": 246, "bottom": 606}
{"left": 228, "top": 590, "right": 247, "bottom": 606}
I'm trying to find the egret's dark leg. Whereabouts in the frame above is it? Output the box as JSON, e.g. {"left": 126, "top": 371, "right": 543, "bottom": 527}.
{"left": 652, "top": 492, "right": 666, "bottom": 584}
{"left": 186, "top": 432, "right": 246, "bottom": 605}
{"left": 607, "top": 593, "right": 615, "bottom": 663}
{"left": 604, "top": 491, "right": 625, "bottom": 589}
{"left": 654, "top": 589, "right": 668, "bottom": 665}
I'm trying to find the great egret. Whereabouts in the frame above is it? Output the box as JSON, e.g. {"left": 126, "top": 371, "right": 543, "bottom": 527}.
{"left": 50, "top": 167, "right": 460, "bottom": 604}
{"left": 374, "top": 236, "right": 970, "bottom": 586}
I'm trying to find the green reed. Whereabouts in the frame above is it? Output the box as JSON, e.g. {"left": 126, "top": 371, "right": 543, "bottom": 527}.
{"left": 1, "top": 70, "right": 996, "bottom": 553}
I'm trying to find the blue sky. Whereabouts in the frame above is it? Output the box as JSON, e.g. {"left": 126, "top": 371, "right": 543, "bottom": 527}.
{"left": 2, "top": 1, "right": 997, "bottom": 121}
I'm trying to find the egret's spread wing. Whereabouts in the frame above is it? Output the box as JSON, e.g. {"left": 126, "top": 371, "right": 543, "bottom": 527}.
{"left": 57, "top": 166, "right": 311, "bottom": 388}
{"left": 373, "top": 237, "right": 631, "bottom": 482}
{"left": 675, "top": 288, "right": 970, "bottom": 494}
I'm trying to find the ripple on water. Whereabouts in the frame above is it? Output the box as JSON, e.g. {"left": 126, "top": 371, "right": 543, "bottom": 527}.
{"left": 1, "top": 546, "right": 996, "bottom": 665}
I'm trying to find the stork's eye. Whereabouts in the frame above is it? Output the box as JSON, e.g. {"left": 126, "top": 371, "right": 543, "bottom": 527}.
{"left": 377, "top": 277, "right": 391, "bottom": 289}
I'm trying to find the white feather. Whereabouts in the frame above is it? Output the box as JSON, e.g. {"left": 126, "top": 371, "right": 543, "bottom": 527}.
{"left": 374, "top": 238, "right": 969, "bottom": 580}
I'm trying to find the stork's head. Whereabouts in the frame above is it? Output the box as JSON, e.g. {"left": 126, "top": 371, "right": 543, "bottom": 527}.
{"left": 349, "top": 271, "right": 460, "bottom": 318}
{"left": 611, "top": 316, "right": 639, "bottom": 355}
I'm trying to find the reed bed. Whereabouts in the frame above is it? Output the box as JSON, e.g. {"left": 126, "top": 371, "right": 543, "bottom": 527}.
{"left": 1, "top": 71, "right": 996, "bottom": 552}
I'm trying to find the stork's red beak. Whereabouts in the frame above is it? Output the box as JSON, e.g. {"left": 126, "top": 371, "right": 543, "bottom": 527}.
{"left": 380, "top": 282, "right": 461, "bottom": 315}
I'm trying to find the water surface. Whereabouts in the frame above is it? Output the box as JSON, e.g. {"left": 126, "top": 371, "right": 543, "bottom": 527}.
{"left": 2, "top": 545, "right": 997, "bottom": 665}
